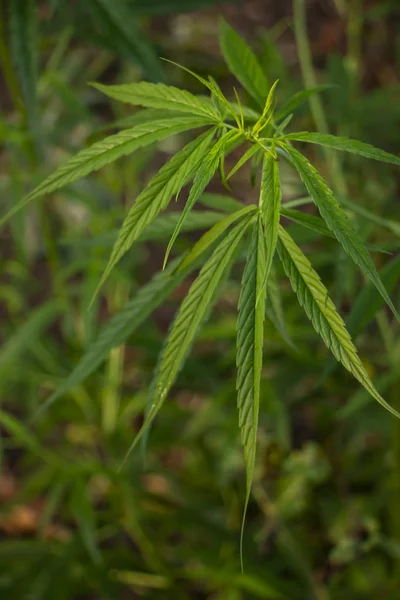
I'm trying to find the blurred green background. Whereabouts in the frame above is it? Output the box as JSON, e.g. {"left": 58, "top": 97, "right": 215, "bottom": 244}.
{"left": 1, "top": 0, "right": 400, "bottom": 598}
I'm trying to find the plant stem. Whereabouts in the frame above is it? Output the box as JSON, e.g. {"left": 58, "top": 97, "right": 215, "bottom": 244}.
{"left": 293, "top": 0, "right": 347, "bottom": 197}
{"left": 102, "top": 284, "right": 126, "bottom": 435}
{"left": 346, "top": 0, "right": 363, "bottom": 97}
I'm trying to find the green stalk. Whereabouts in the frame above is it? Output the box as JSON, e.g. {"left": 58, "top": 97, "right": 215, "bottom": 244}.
{"left": 293, "top": 0, "right": 347, "bottom": 198}
{"left": 346, "top": 0, "right": 363, "bottom": 97}
{"left": 101, "top": 284, "right": 127, "bottom": 435}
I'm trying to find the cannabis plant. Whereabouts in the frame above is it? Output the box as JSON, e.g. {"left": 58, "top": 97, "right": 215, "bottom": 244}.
{"left": 3, "top": 19, "right": 400, "bottom": 545}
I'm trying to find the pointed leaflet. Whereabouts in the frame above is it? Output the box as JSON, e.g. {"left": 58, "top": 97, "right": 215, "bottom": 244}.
{"left": 282, "top": 132, "right": 400, "bottom": 166}
{"left": 339, "top": 196, "right": 400, "bottom": 237}
{"left": 92, "top": 82, "right": 219, "bottom": 120}
{"left": 163, "top": 129, "right": 242, "bottom": 267}
{"left": 0, "top": 116, "right": 213, "bottom": 227}
{"left": 124, "top": 214, "right": 254, "bottom": 456}
{"left": 227, "top": 145, "right": 260, "bottom": 181}
{"left": 252, "top": 80, "right": 279, "bottom": 136}
{"left": 36, "top": 256, "right": 198, "bottom": 417}
{"left": 277, "top": 225, "right": 400, "bottom": 418}
{"left": 236, "top": 215, "right": 267, "bottom": 556}
{"left": 321, "top": 254, "right": 400, "bottom": 382}
{"left": 219, "top": 18, "right": 269, "bottom": 108}
{"left": 281, "top": 143, "right": 400, "bottom": 321}
{"left": 177, "top": 204, "right": 257, "bottom": 273}
{"left": 96, "top": 128, "right": 216, "bottom": 293}
{"left": 273, "top": 114, "right": 293, "bottom": 138}
{"left": 260, "top": 149, "right": 281, "bottom": 289}
{"left": 280, "top": 207, "right": 334, "bottom": 239}
{"left": 266, "top": 272, "right": 294, "bottom": 349}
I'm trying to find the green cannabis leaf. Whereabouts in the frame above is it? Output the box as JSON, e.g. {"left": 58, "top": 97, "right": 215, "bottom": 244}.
{"left": 281, "top": 143, "right": 400, "bottom": 322}
{"left": 277, "top": 226, "right": 400, "bottom": 419}
{"left": 4, "top": 18, "right": 400, "bottom": 565}
{"left": 123, "top": 213, "right": 255, "bottom": 461}
{"left": 236, "top": 214, "right": 267, "bottom": 566}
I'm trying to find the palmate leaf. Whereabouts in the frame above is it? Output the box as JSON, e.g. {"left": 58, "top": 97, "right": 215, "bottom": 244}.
{"left": 95, "top": 128, "right": 216, "bottom": 295}
{"left": 163, "top": 129, "right": 242, "bottom": 267}
{"left": 281, "top": 143, "right": 400, "bottom": 322}
{"left": 0, "top": 116, "right": 213, "bottom": 228}
{"left": 123, "top": 214, "right": 254, "bottom": 459}
{"left": 236, "top": 215, "right": 267, "bottom": 564}
{"left": 282, "top": 132, "right": 400, "bottom": 166}
{"left": 219, "top": 18, "right": 269, "bottom": 109}
{"left": 92, "top": 82, "right": 219, "bottom": 120}
{"left": 36, "top": 256, "right": 197, "bottom": 417}
{"left": 277, "top": 225, "right": 400, "bottom": 418}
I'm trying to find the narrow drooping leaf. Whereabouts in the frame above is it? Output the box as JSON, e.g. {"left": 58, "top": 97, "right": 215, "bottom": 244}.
{"left": 282, "top": 132, "right": 400, "bottom": 166}
{"left": 236, "top": 215, "right": 267, "bottom": 564}
{"left": 275, "top": 86, "right": 333, "bottom": 121}
{"left": 282, "top": 143, "right": 400, "bottom": 321}
{"left": 266, "top": 272, "right": 294, "bottom": 348}
{"left": 273, "top": 114, "right": 293, "bottom": 138}
{"left": 9, "top": 0, "right": 41, "bottom": 151}
{"left": 101, "top": 108, "right": 189, "bottom": 131}
{"left": 163, "top": 130, "right": 242, "bottom": 267}
{"left": 280, "top": 207, "right": 334, "bottom": 238}
{"left": 339, "top": 196, "right": 400, "bottom": 237}
{"left": 260, "top": 150, "right": 281, "bottom": 287}
{"left": 0, "top": 116, "right": 213, "bottom": 227}
{"left": 62, "top": 211, "right": 225, "bottom": 249}
{"left": 124, "top": 215, "right": 254, "bottom": 458}
{"left": 85, "top": 0, "right": 162, "bottom": 80}
{"left": 321, "top": 254, "right": 400, "bottom": 382}
{"left": 71, "top": 480, "right": 102, "bottom": 565}
{"left": 198, "top": 193, "right": 243, "bottom": 214}
{"left": 0, "top": 301, "right": 61, "bottom": 379}
{"left": 277, "top": 225, "right": 400, "bottom": 418}
{"left": 91, "top": 82, "right": 219, "bottom": 119}
{"left": 37, "top": 257, "right": 198, "bottom": 416}
{"left": 177, "top": 204, "right": 257, "bottom": 272}
{"left": 219, "top": 18, "right": 269, "bottom": 108}
{"left": 227, "top": 145, "right": 259, "bottom": 181}
{"left": 95, "top": 128, "right": 216, "bottom": 294}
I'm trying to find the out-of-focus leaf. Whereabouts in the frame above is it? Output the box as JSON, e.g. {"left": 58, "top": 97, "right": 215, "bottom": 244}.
{"left": 84, "top": 0, "right": 163, "bottom": 80}
{"left": 9, "top": 0, "right": 41, "bottom": 151}
{"left": 219, "top": 18, "right": 269, "bottom": 108}
{"left": 0, "top": 301, "right": 60, "bottom": 379}
{"left": 1, "top": 116, "right": 213, "bottom": 227}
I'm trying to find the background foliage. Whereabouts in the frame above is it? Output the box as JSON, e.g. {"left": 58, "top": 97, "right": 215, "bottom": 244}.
{"left": 1, "top": 0, "right": 400, "bottom": 598}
